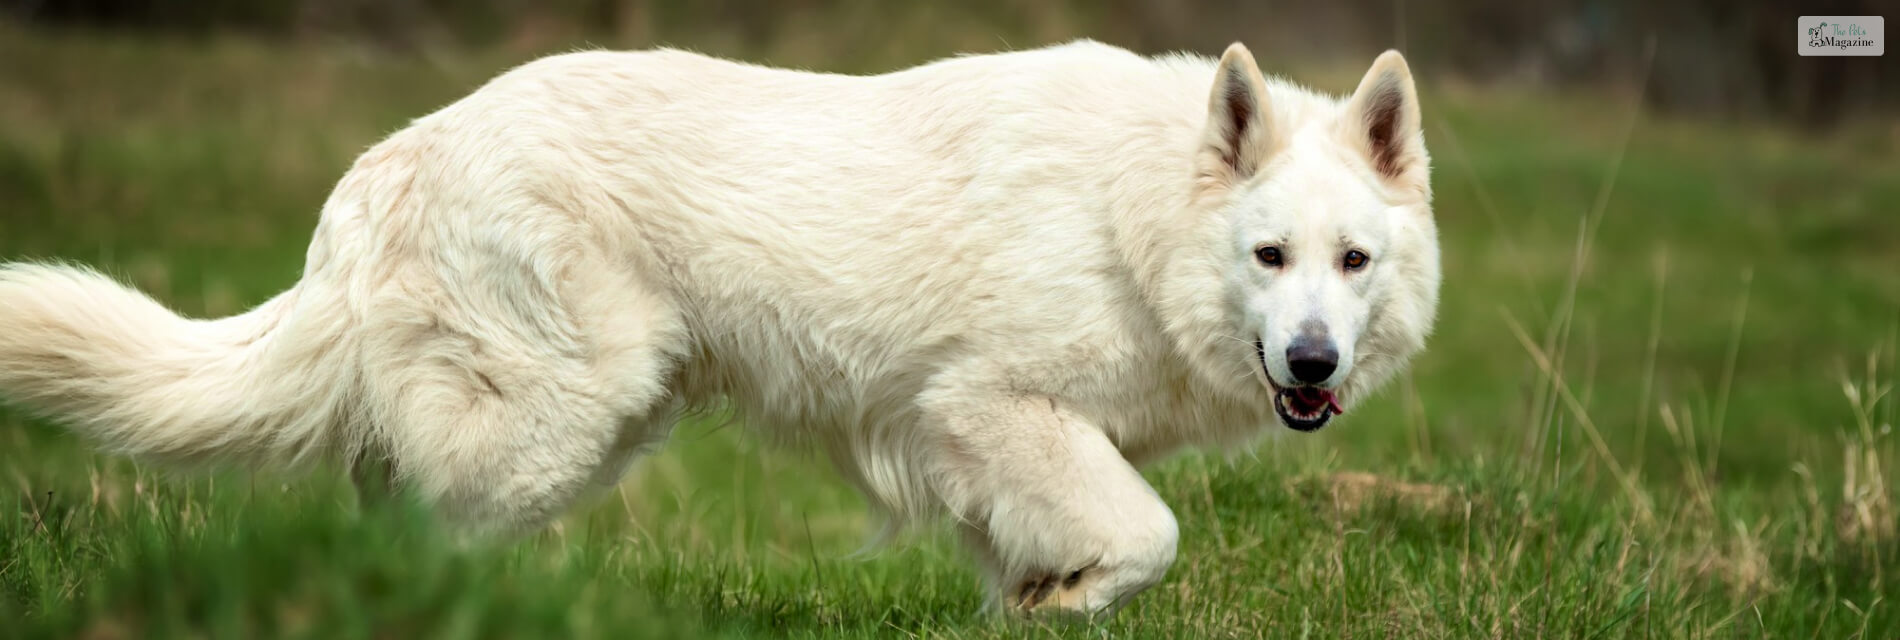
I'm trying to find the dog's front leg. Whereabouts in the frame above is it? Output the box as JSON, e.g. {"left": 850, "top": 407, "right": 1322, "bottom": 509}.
{"left": 923, "top": 395, "right": 1178, "bottom": 618}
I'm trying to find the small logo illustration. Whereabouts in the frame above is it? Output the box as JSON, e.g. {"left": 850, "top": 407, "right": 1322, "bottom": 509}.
{"left": 1800, "top": 16, "right": 1884, "bottom": 56}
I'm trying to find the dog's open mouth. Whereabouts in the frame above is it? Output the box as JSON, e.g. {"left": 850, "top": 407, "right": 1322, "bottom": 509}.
{"left": 1274, "top": 385, "right": 1342, "bottom": 431}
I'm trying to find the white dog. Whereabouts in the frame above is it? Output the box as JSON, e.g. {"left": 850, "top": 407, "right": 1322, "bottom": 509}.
{"left": 0, "top": 40, "right": 1438, "bottom": 616}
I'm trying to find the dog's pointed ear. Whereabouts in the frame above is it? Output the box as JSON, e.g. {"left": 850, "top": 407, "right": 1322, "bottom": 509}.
{"left": 1198, "top": 43, "right": 1274, "bottom": 187}
{"left": 1342, "top": 50, "right": 1426, "bottom": 189}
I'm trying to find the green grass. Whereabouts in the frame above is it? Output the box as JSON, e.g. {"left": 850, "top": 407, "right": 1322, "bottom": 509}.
{"left": 2, "top": 26, "right": 1897, "bottom": 638}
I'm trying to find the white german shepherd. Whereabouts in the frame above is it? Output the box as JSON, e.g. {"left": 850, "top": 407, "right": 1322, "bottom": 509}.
{"left": 0, "top": 41, "right": 1438, "bottom": 615}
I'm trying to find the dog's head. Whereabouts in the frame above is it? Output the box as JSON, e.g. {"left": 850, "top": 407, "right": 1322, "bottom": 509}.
{"left": 1196, "top": 44, "right": 1440, "bottom": 432}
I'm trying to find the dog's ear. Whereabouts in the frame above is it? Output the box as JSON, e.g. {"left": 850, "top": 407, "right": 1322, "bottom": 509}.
{"left": 1342, "top": 50, "right": 1426, "bottom": 191}
{"left": 1198, "top": 43, "right": 1274, "bottom": 187}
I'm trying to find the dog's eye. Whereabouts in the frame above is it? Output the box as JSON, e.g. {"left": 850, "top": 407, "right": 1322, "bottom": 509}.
{"left": 1343, "top": 250, "right": 1370, "bottom": 270}
{"left": 1254, "top": 245, "right": 1283, "bottom": 267}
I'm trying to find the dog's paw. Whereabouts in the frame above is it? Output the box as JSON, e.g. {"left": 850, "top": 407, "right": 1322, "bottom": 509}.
{"left": 1009, "top": 564, "right": 1104, "bottom": 615}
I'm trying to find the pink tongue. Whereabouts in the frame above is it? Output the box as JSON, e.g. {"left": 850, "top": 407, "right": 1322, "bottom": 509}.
{"left": 1291, "top": 388, "right": 1344, "bottom": 415}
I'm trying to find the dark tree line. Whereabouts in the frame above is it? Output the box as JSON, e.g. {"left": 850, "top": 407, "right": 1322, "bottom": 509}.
{"left": 7, "top": 0, "right": 1892, "bottom": 128}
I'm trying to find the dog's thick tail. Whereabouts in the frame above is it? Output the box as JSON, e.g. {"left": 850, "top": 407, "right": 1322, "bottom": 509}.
{"left": 0, "top": 263, "right": 355, "bottom": 466}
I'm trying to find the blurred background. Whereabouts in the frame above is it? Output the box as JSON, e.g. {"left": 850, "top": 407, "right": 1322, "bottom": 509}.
{"left": 8, "top": 0, "right": 1898, "bottom": 126}
{"left": 1, "top": 1, "right": 1895, "bottom": 637}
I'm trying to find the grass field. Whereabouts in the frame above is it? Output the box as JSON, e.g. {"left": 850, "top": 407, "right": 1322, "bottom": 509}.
{"left": 2, "top": 26, "right": 1897, "bottom": 638}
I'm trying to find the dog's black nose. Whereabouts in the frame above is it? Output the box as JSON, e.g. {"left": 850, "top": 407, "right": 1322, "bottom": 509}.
{"left": 1285, "top": 336, "right": 1338, "bottom": 385}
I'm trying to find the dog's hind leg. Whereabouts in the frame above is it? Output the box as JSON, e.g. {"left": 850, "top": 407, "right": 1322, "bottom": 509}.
{"left": 362, "top": 249, "right": 686, "bottom": 537}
